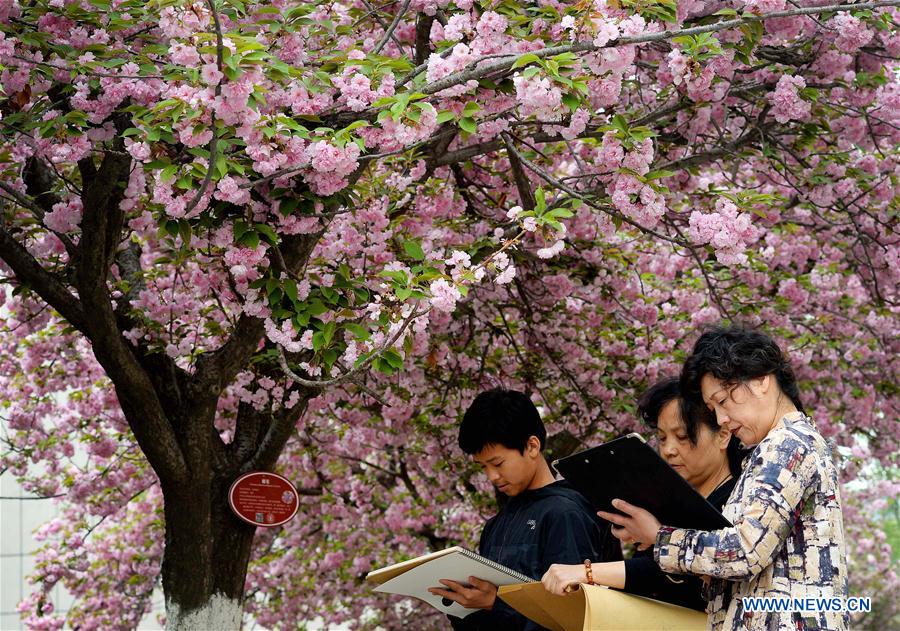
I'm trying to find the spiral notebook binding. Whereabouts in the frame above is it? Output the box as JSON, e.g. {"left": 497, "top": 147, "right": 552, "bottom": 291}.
{"left": 459, "top": 548, "right": 532, "bottom": 583}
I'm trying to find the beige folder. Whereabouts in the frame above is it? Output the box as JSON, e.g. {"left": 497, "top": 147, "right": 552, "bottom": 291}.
{"left": 497, "top": 582, "right": 707, "bottom": 631}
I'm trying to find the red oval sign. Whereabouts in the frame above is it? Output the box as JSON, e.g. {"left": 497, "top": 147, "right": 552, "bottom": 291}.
{"left": 228, "top": 472, "right": 299, "bottom": 528}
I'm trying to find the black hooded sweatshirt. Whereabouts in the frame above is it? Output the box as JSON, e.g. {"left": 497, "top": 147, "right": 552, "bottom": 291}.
{"left": 450, "top": 480, "right": 622, "bottom": 630}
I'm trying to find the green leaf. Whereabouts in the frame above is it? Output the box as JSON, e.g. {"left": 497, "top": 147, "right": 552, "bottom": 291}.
{"left": 279, "top": 197, "right": 299, "bottom": 215}
{"left": 511, "top": 53, "right": 540, "bottom": 70}
{"left": 546, "top": 207, "right": 574, "bottom": 219}
{"left": 215, "top": 155, "right": 228, "bottom": 179}
{"left": 379, "top": 270, "right": 409, "bottom": 284}
{"left": 178, "top": 220, "right": 192, "bottom": 244}
{"left": 372, "top": 96, "right": 396, "bottom": 108}
{"left": 372, "top": 356, "right": 394, "bottom": 375}
{"left": 458, "top": 117, "right": 477, "bottom": 134}
{"left": 284, "top": 279, "right": 298, "bottom": 303}
{"left": 534, "top": 187, "right": 547, "bottom": 212}
{"left": 321, "top": 287, "right": 338, "bottom": 303}
{"left": 403, "top": 240, "right": 425, "bottom": 261}
{"left": 611, "top": 114, "right": 629, "bottom": 134}
{"left": 345, "top": 322, "right": 370, "bottom": 341}
{"left": 239, "top": 231, "right": 260, "bottom": 249}
{"left": 561, "top": 92, "right": 580, "bottom": 112}
{"left": 382, "top": 348, "right": 404, "bottom": 369}
{"left": 223, "top": 65, "right": 242, "bottom": 82}
{"left": 323, "top": 321, "right": 336, "bottom": 346}
{"left": 160, "top": 165, "right": 178, "bottom": 183}
{"left": 255, "top": 223, "right": 278, "bottom": 244}
{"left": 551, "top": 52, "right": 578, "bottom": 66}
{"left": 339, "top": 120, "right": 370, "bottom": 134}
{"left": 436, "top": 110, "right": 456, "bottom": 124}
{"left": 233, "top": 220, "right": 250, "bottom": 241}
{"left": 461, "top": 101, "right": 481, "bottom": 117}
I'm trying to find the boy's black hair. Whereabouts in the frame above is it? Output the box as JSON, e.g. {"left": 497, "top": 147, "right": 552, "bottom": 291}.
{"left": 639, "top": 376, "right": 748, "bottom": 478}
{"left": 458, "top": 388, "right": 546, "bottom": 455}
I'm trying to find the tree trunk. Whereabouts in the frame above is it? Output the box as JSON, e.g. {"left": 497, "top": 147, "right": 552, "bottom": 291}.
{"left": 164, "top": 594, "right": 244, "bottom": 631}
{"left": 160, "top": 475, "right": 256, "bottom": 630}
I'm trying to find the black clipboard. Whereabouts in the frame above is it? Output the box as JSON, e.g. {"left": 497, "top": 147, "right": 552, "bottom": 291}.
{"left": 552, "top": 433, "right": 731, "bottom": 530}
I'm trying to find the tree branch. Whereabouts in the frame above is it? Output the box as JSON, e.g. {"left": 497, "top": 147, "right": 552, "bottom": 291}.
{"left": 0, "top": 179, "right": 77, "bottom": 258}
{"left": 231, "top": 402, "right": 267, "bottom": 465}
{"left": 501, "top": 133, "right": 682, "bottom": 244}
{"left": 414, "top": 13, "right": 435, "bottom": 66}
{"left": 276, "top": 305, "right": 427, "bottom": 389}
{"left": 193, "top": 230, "right": 325, "bottom": 394}
{"left": 503, "top": 135, "right": 536, "bottom": 211}
{"left": 180, "top": 0, "right": 224, "bottom": 217}
{"left": 415, "top": 1, "right": 900, "bottom": 94}
{"left": 0, "top": 225, "right": 88, "bottom": 333}
{"left": 75, "top": 145, "right": 188, "bottom": 483}
{"left": 373, "top": 0, "right": 411, "bottom": 55}
{"left": 245, "top": 395, "right": 313, "bottom": 471}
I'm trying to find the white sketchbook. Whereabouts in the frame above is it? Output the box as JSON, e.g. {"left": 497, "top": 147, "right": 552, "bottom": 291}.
{"left": 366, "top": 546, "right": 530, "bottom": 618}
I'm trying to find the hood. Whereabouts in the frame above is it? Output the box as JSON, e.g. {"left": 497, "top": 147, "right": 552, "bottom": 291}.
{"left": 508, "top": 479, "right": 593, "bottom": 511}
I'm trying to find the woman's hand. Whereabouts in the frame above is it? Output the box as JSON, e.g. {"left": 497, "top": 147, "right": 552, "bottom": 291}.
{"left": 542, "top": 563, "right": 587, "bottom": 595}
{"left": 597, "top": 498, "right": 662, "bottom": 551}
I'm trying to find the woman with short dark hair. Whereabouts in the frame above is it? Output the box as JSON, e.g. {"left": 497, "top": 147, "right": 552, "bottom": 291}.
{"left": 541, "top": 377, "right": 746, "bottom": 611}
{"left": 600, "top": 325, "right": 849, "bottom": 630}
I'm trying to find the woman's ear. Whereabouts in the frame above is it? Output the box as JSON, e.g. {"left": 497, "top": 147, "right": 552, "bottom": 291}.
{"left": 716, "top": 424, "right": 732, "bottom": 450}
{"left": 749, "top": 374, "right": 770, "bottom": 397}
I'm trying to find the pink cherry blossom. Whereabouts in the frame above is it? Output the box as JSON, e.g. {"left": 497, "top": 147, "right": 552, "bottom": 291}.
{"left": 768, "top": 75, "right": 811, "bottom": 124}
{"left": 428, "top": 278, "right": 461, "bottom": 312}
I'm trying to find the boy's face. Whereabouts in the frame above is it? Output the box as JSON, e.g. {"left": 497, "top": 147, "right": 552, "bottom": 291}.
{"left": 473, "top": 436, "right": 541, "bottom": 497}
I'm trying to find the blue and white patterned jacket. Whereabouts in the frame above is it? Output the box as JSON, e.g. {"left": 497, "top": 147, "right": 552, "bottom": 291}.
{"left": 654, "top": 414, "right": 848, "bottom": 630}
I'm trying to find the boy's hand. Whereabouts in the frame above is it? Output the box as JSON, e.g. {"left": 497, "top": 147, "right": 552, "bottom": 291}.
{"left": 428, "top": 576, "right": 497, "bottom": 610}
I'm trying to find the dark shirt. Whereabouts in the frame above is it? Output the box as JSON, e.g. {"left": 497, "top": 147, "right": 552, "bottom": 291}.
{"left": 451, "top": 480, "right": 622, "bottom": 630}
{"left": 621, "top": 476, "right": 737, "bottom": 611}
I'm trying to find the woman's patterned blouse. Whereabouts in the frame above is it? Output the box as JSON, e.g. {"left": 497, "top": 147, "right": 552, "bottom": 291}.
{"left": 653, "top": 414, "right": 848, "bottom": 630}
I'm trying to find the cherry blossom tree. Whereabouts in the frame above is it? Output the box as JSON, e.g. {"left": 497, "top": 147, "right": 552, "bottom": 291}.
{"left": 1, "top": 0, "right": 897, "bottom": 628}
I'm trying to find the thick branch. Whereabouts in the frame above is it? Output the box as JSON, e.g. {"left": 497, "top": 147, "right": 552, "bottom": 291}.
{"left": 0, "top": 226, "right": 88, "bottom": 333}
{"left": 231, "top": 402, "right": 266, "bottom": 466}
{"left": 414, "top": 13, "right": 435, "bottom": 66}
{"left": 245, "top": 394, "right": 313, "bottom": 471}
{"left": 76, "top": 147, "right": 188, "bottom": 483}
{"left": 503, "top": 136, "right": 536, "bottom": 211}
{"left": 0, "top": 179, "right": 77, "bottom": 258}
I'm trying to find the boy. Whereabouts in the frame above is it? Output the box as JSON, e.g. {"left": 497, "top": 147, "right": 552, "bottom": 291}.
{"left": 430, "top": 388, "right": 621, "bottom": 630}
